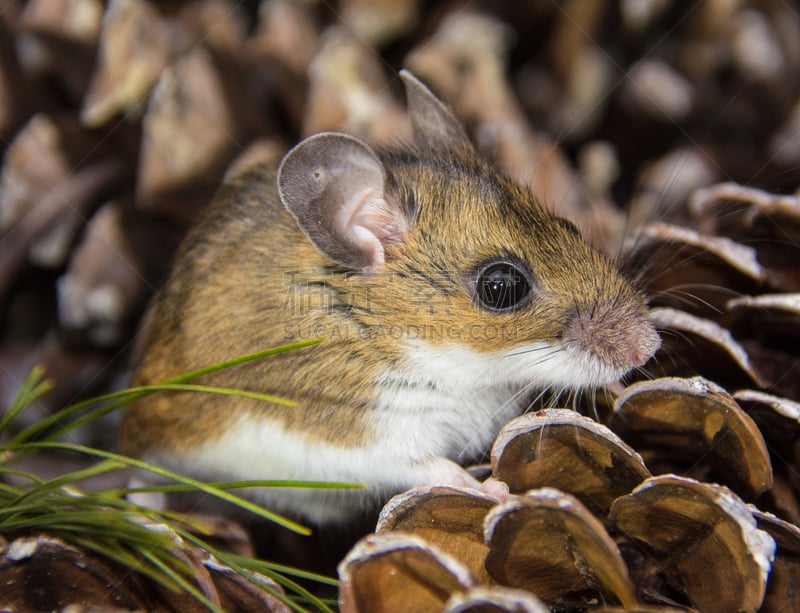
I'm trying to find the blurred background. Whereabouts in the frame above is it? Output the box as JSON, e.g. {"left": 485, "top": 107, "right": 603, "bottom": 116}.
{"left": 1, "top": 0, "right": 800, "bottom": 446}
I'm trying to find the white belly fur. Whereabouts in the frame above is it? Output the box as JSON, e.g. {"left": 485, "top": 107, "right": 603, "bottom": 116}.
{"left": 149, "top": 339, "right": 579, "bottom": 523}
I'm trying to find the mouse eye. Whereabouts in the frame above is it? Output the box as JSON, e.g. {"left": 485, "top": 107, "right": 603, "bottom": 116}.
{"left": 475, "top": 262, "right": 531, "bottom": 311}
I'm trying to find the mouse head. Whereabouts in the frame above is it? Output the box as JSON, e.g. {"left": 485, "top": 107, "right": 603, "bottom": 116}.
{"left": 277, "top": 71, "right": 660, "bottom": 389}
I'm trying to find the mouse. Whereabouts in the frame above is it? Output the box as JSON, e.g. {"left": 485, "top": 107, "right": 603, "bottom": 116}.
{"left": 119, "top": 70, "right": 661, "bottom": 525}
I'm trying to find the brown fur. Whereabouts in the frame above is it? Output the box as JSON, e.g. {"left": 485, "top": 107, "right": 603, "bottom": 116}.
{"left": 120, "top": 148, "right": 649, "bottom": 456}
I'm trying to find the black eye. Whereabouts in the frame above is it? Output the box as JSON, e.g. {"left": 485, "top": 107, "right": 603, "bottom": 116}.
{"left": 476, "top": 262, "right": 531, "bottom": 311}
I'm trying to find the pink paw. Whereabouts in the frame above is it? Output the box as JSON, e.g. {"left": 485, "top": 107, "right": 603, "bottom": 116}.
{"left": 421, "top": 457, "right": 509, "bottom": 503}
{"left": 475, "top": 477, "right": 510, "bottom": 503}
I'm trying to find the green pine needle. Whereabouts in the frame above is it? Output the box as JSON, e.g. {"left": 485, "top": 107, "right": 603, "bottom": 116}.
{"left": 11, "top": 337, "right": 323, "bottom": 445}
{"left": 0, "top": 365, "right": 53, "bottom": 433}
{"left": 0, "top": 339, "right": 352, "bottom": 612}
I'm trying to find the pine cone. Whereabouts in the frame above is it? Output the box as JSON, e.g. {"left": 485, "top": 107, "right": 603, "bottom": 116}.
{"left": 1, "top": 2, "right": 800, "bottom": 611}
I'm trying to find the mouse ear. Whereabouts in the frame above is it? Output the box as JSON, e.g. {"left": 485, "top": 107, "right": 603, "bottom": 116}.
{"left": 400, "top": 69, "right": 474, "bottom": 155}
{"left": 277, "top": 132, "right": 408, "bottom": 271}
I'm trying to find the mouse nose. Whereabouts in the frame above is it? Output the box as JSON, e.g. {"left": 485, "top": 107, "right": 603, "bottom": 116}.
{"left": 627, "top": 325, "right": 662, "bottom": 367}
{"left": 567, "top": 301, "right": 661, "bottom": 372}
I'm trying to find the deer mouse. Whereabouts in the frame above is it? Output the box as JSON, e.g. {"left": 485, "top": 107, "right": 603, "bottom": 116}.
{"left": 120, "top": 71, "right": 660, "bottom": 524}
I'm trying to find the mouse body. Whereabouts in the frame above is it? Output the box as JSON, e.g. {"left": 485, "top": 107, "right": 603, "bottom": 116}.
{"left": 120, "top": 72, "right": 660, "bottom": 524}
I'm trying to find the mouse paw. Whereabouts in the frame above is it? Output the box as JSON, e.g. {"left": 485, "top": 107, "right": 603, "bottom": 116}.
{"left": 420, "top": 457, "right": 509, "bottom": 504}
{"left": 475, "top": 476, "right": 510, "bottom": 503}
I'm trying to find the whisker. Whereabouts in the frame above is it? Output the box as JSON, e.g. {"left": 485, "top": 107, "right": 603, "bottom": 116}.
{"left": 649, "top": 283, "right": 742, "bottom": 310}
{"left": 503, "top": 345, "right": 566, "bottom": 360}
{"left": 524, "top": 387, "right": 553, "bottom": 413}
{"left": 588, "top": 388, "right": 600, "bottom": 421}
{"left": 656, "top": 327, "right": 698, "bottom": 347}
{"left": 455, "top": 378, "right": 549, "bottom": 462}
{"left": 648, "top": 339, "right": 699, "bottom": 377}
{"left": 496, "top": 380, "right": 541, "bottom": 415}
{"left": 548, "top": 387, "right": 567, "bottom": 409}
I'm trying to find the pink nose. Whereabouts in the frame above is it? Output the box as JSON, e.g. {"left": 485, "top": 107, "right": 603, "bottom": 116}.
{"left": 627, "top": 325, "right": 662, "bottom": 368}
{"left": 567, "top": 303, "right": 662, "bottom": 373}
{"left": 630, "top": 347, "right": 649, "bottom": 368}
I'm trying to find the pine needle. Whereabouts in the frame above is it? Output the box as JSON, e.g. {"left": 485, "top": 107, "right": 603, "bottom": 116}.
{"left": 11, "top": 337, "right": 323, "bottom": 445}
{"left": 0, "top": 340, "right": 347, "bottom": 612}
